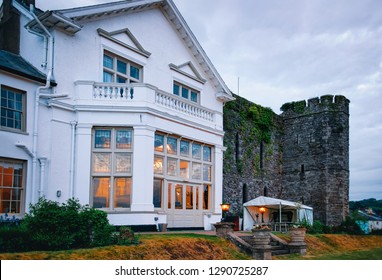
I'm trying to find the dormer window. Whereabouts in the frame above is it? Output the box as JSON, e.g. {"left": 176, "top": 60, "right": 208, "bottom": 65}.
{"left": 173, "top": 82, "right": 199, "bottom": 103}
{"left": 103, "top": 52, "right": 142, "bottom": 83}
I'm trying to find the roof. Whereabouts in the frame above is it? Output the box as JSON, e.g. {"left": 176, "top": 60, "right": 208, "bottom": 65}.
{"left": 243, "top": 196, "right": 313, "bottom": 210}
{"left": 0, "top": 50, "right": 55, "bottom": 85}
{"left": 358, "top": 210, "right": 382, "bottom": 221}
{"left": 26, "top": 0, "right": 233, "bottom": 101}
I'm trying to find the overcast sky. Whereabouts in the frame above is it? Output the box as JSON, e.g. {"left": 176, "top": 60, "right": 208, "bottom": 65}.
{"left": 8, "top": 0, "right": 382, "bottom": 201}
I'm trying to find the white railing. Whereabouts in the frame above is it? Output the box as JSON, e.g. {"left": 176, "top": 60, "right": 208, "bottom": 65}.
{"left": 155, "top": 91, "right": 214, "bottom": 122}
{"left": 93, "top": 83, "right": 134, "bottom": 100}
{"left": 75, "top": 82, "right": 215, "bottom": 123}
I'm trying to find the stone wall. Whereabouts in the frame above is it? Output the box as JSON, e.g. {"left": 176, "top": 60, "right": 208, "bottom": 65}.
{"left": 223, "top": 94, "right": 283, "bottom": 216}
{"left": 222, "top": 94, "right": 350, "bottom": 226}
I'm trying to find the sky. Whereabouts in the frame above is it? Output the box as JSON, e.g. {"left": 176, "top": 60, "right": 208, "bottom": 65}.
{"left": 6, "top": 0, "right": 382, "bottom": 201}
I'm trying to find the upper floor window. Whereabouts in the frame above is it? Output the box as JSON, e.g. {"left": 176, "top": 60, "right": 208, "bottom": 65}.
{"left": 103, "top": 52, "right": 142, "bottom": 84}
{"left": 1, "top": 86, "right": 26, "bottom": 132}
{"left": 173, "top": 82, "right": 199, "bottom": 103}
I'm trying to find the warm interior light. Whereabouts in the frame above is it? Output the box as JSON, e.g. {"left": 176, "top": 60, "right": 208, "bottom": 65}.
{"left": 259, "top": 207, "right": 266, "bottom": 213}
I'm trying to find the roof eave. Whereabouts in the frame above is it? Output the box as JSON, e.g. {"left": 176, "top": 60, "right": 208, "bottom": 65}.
{"left": 163, "top": 0, "right": 232, "bottom": 97}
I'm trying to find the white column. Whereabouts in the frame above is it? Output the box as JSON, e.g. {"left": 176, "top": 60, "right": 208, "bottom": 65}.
{"left": 74, "top": 124, "right": 92, "bottom": 204}
{"left": 214, "top": 145, "right": 224, "bottom": 215}
{"left": 130, "top": 125, "right": 155, "bottom": 212}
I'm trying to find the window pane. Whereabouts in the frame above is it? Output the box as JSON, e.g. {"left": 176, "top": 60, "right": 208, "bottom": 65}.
{"left": 116, "top": 129, "right": 132, "bottom": 149}
{"left": 117, "top": 60, "right": 127, "bottom": 74}
{"left": 203, "top": 146, "right": 211, "bottom": 162}
{"left": 192, "top": 143, "right": 201, "bottom": 159}
{"left": 94, "top": 130, "right": 111, "bottom": 148}
{"left": 167, "top": 137, "right": 177, "bottom": 155}
{"left": 192, "top": 162, "right": 201, "bottom": 180}
{"left": 154, "top": 134, "right": 164, "bottom": 152}
{"left": 117, "top": 76, "right": 127, "bottom": 83}
{"left": 173, "top": 83, "right": 180, "bottom": 96}
{"left": 154, "top": 156, "right": 163, "bottom": 174}
{"left": 93, "top": 153, "right": 111, "bottom": 173}
{"left": 115, "top": 153, "right": 131, "bottom": 173}
{"left": 175, "top": 184, "right": 183, "bottom": 209}
{"left": 181, "top": 87, "right": 189, "bottom": 99}
{"left": 167, "top": 158, "right": 177, "bottom": 176}
{"left": 186, "top": 185, "right": 193, "bottom": 210}
{"left": 203, "top": 184, "right": 210, "bottom": 210}
{"left": 180, "top": 160, "right": 189, "bottom": 179}
{"left": 103, "top": 54, "right": 113, "bottom": 69}
{"left": 114, "top": 178, "right": 131, "bottom": 208}
{"left": 191, "top": 91, "right": 198, "bottom": 102}
{"left": 130, "top": 65, "right": 140, "bottom": 80}
{"left": 93, "top": 177, "right": 110, "bottom": 208}
{"left": 180, "top": 140, "right": 189, "bottom": 157}
{"left": 196, "top": 187, "right": 199, "bottom": 210}
{"left": 153, "top": 179, "right": 162, "bottom": 208}
{"left": 203, "top": 165, "right": 212, "bottom": 181}
{"left": 103, "top": 71, "right": 113, "bottom": 82}
{"left": 168, "top": 183, "right": 172, "bottom": 209}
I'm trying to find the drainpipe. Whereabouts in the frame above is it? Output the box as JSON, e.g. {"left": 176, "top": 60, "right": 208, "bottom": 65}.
{"left": 29, "top": 4, "right": 53, "bottom": 202}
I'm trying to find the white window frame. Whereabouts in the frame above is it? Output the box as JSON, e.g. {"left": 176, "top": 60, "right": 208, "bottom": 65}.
{"left": 0, "top": 85, "right": 26, "bottom": 132}
{"left": 153, "top": 133, "right": 214, "bottom": 210}
{"left": 103, "top": 51, "right": 143, "bottom": 84}
{"left": 91, "top": 127, "right": 133, "bottom": 211}
{"left": 0, "top": 157, "right": 25, "bottom": 214}
{"left": 172, "top": 81, "right": 200, "bottom": 103}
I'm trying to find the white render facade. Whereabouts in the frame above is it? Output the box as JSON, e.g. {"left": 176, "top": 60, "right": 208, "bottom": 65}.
{"left": 0, "top": 0, "right": 233, "bottom": 229}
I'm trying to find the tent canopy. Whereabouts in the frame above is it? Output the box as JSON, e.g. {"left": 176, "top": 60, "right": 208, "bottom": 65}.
{"left": 243, "top": 196, "right": 313, "bottom": 231}
{"left": 243, "top": 196, "right": 313, "bottom": 210}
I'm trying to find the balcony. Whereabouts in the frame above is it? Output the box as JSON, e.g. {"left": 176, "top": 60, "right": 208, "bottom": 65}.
{"left": 74, "top": 81, "right": 219, "bottom": 127}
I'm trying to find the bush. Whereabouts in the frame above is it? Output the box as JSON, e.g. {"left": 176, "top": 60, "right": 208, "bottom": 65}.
{"left": 332, "top": 216, "right": 364, "bottom": 235}
{"left": 22, "top": 198, "right": 115, "bottom": 251}
{"left": 0, "top": 225, "right": 33, "bottom": 253}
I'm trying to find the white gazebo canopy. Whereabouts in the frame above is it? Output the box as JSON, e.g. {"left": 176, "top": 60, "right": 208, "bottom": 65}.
{"left": 243, "top": 196, "right": 313, "bottom": 231}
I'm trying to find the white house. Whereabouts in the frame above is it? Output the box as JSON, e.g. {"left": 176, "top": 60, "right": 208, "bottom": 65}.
{"left": 0, "top": 0, "right": 234, "bottom": 230}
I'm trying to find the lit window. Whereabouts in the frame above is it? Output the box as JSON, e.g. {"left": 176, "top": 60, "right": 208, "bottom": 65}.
{"left": 1, "top": 86, "right": 26, "bottom": 132}
{"left": 153, "top": 133, "right": 214, "bottom": 210}
{"left": 172, "top": 82, "right": 199, "bottom": 103}
{"left": 0, "top": 158, "right": 25, "bottom": 214}
{"left": 92, "top": 128, "right": 133, "bottom": 209}
{"left": 103, "top": 52, "right": 142, "bottom": 83}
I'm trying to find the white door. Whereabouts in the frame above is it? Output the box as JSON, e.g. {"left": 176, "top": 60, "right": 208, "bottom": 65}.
{"left": 165, "top": 182, "right": 204, "bottom": 228}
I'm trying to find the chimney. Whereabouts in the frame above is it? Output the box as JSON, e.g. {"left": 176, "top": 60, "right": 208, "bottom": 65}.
{"left": 0, "top": 0, "right": 21, "bottom": 54}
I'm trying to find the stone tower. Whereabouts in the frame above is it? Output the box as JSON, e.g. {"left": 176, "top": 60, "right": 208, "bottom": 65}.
{"left": 280, "top": 95, "right": 350, "bottom": 225}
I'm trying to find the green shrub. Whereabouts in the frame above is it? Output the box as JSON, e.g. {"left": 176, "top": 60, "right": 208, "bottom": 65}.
{"left": 0, "top": 225, "right": 33, "bottom": 252}
{"left": 115, "top": 226, "right": 140, "bottom": 245}
{"left": 332, "top": 216, "right": 364, "bottom": 235}
{"left": 22, "top": 198, "right": 115, "bottom": 251}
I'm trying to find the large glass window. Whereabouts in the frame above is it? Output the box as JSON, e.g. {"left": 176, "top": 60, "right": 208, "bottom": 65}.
{"left": 153, "top": 133, "right": 214, "bottom": 210}
{"left": 103, "top": 52, "right": 142, "bottom": 83}
{"left": 1, "top": 86, "right": 26, "bottom": 132}
{"left": 0, "top": 158, "right": 24, "bottom": 214}
{"left": 92, "top": 128, "right": 132, "bottom": 210}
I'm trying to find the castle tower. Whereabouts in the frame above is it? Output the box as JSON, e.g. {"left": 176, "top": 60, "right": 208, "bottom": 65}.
{"left": 280, "top": 95, "right": 350, "bottom": 226}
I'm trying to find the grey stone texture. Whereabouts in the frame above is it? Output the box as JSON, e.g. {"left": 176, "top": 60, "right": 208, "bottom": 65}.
{"left": 223, "top": 94, "right": 350, "bottom": 226}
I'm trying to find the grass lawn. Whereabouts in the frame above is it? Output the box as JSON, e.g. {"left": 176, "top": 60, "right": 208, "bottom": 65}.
{"left": 0, "top": 233, "right": 251, "bottom": 260}
{"left": 1, "top": 232, "right": 382, "bottom": 260}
